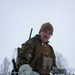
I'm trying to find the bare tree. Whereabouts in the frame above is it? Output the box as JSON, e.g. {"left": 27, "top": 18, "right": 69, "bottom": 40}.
{"left": 56, "top": 52, "right": 68, "bottom": 69}
{"left": 56, "top": 52, "right": 75, "bottom": 75}
{"left": 0, "top": 57, "right": 11, "bottom": 75}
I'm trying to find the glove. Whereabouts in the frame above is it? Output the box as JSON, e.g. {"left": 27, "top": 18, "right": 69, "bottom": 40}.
{"left": 51, "top": 67, "right": 59, "bottom": 74}
{"left": 18, "top": 64, "right": 39, "bottom": 75}
{"left": 18, "top": 64, "right": 32, "bottom": 75}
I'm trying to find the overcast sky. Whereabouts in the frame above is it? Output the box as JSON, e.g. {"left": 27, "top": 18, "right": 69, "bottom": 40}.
{"left": 0, "top": 0, "right": 75, "bottom": 70}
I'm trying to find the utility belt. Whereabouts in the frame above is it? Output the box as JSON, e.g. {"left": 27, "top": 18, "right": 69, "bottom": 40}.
{"left": 35, "top": 56, "right": 53, "bottom": 75}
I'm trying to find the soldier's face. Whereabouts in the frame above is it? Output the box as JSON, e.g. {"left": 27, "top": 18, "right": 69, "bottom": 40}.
{"left": 39, "top": 30, "right": 52, "bottom": 42}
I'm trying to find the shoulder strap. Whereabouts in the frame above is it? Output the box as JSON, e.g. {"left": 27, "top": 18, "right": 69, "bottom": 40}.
{"left": 30, "top": 44, "right": 44, "bottom": 68}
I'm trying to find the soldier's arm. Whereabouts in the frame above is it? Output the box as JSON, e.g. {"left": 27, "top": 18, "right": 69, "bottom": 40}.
{"left": 16, "top": 39, "right": 34, "bottom": 70}
{"left": 50, "top": 45, "right": 57, "bottom": 67}
{"left": 51, "top": 49, "right": 57, "bottom": 67}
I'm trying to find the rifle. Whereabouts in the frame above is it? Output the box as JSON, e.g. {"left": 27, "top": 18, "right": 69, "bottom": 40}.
{"left": 51, "top": 67, "right": 66, "bottom": 74}
{"left": 29, "top": 28, "right": 33, "bottom": 39}
{"left": 11, "top": 28, "right": 33, "bottom": 75}
{"left": 11, "top": 59, "right": 18, "bottom": 75}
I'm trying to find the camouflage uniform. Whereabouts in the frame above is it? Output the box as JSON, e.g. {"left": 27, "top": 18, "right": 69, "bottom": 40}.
{"left": 16, "top": 34, "right": 57, "bottom": 75}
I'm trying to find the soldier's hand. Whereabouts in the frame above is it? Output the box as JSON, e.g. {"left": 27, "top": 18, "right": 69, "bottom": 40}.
{"left": 18, "top": 64, "right": 32, "bottom": 75}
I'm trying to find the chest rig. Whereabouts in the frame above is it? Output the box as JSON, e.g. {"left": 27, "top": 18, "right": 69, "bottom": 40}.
{"left": 30, "top": 39, "right": 53, "bottom": 74}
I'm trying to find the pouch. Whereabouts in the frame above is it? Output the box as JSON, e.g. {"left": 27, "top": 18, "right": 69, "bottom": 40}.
{"left": 36, "top": 56, "right": 53, "bottom": 74}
